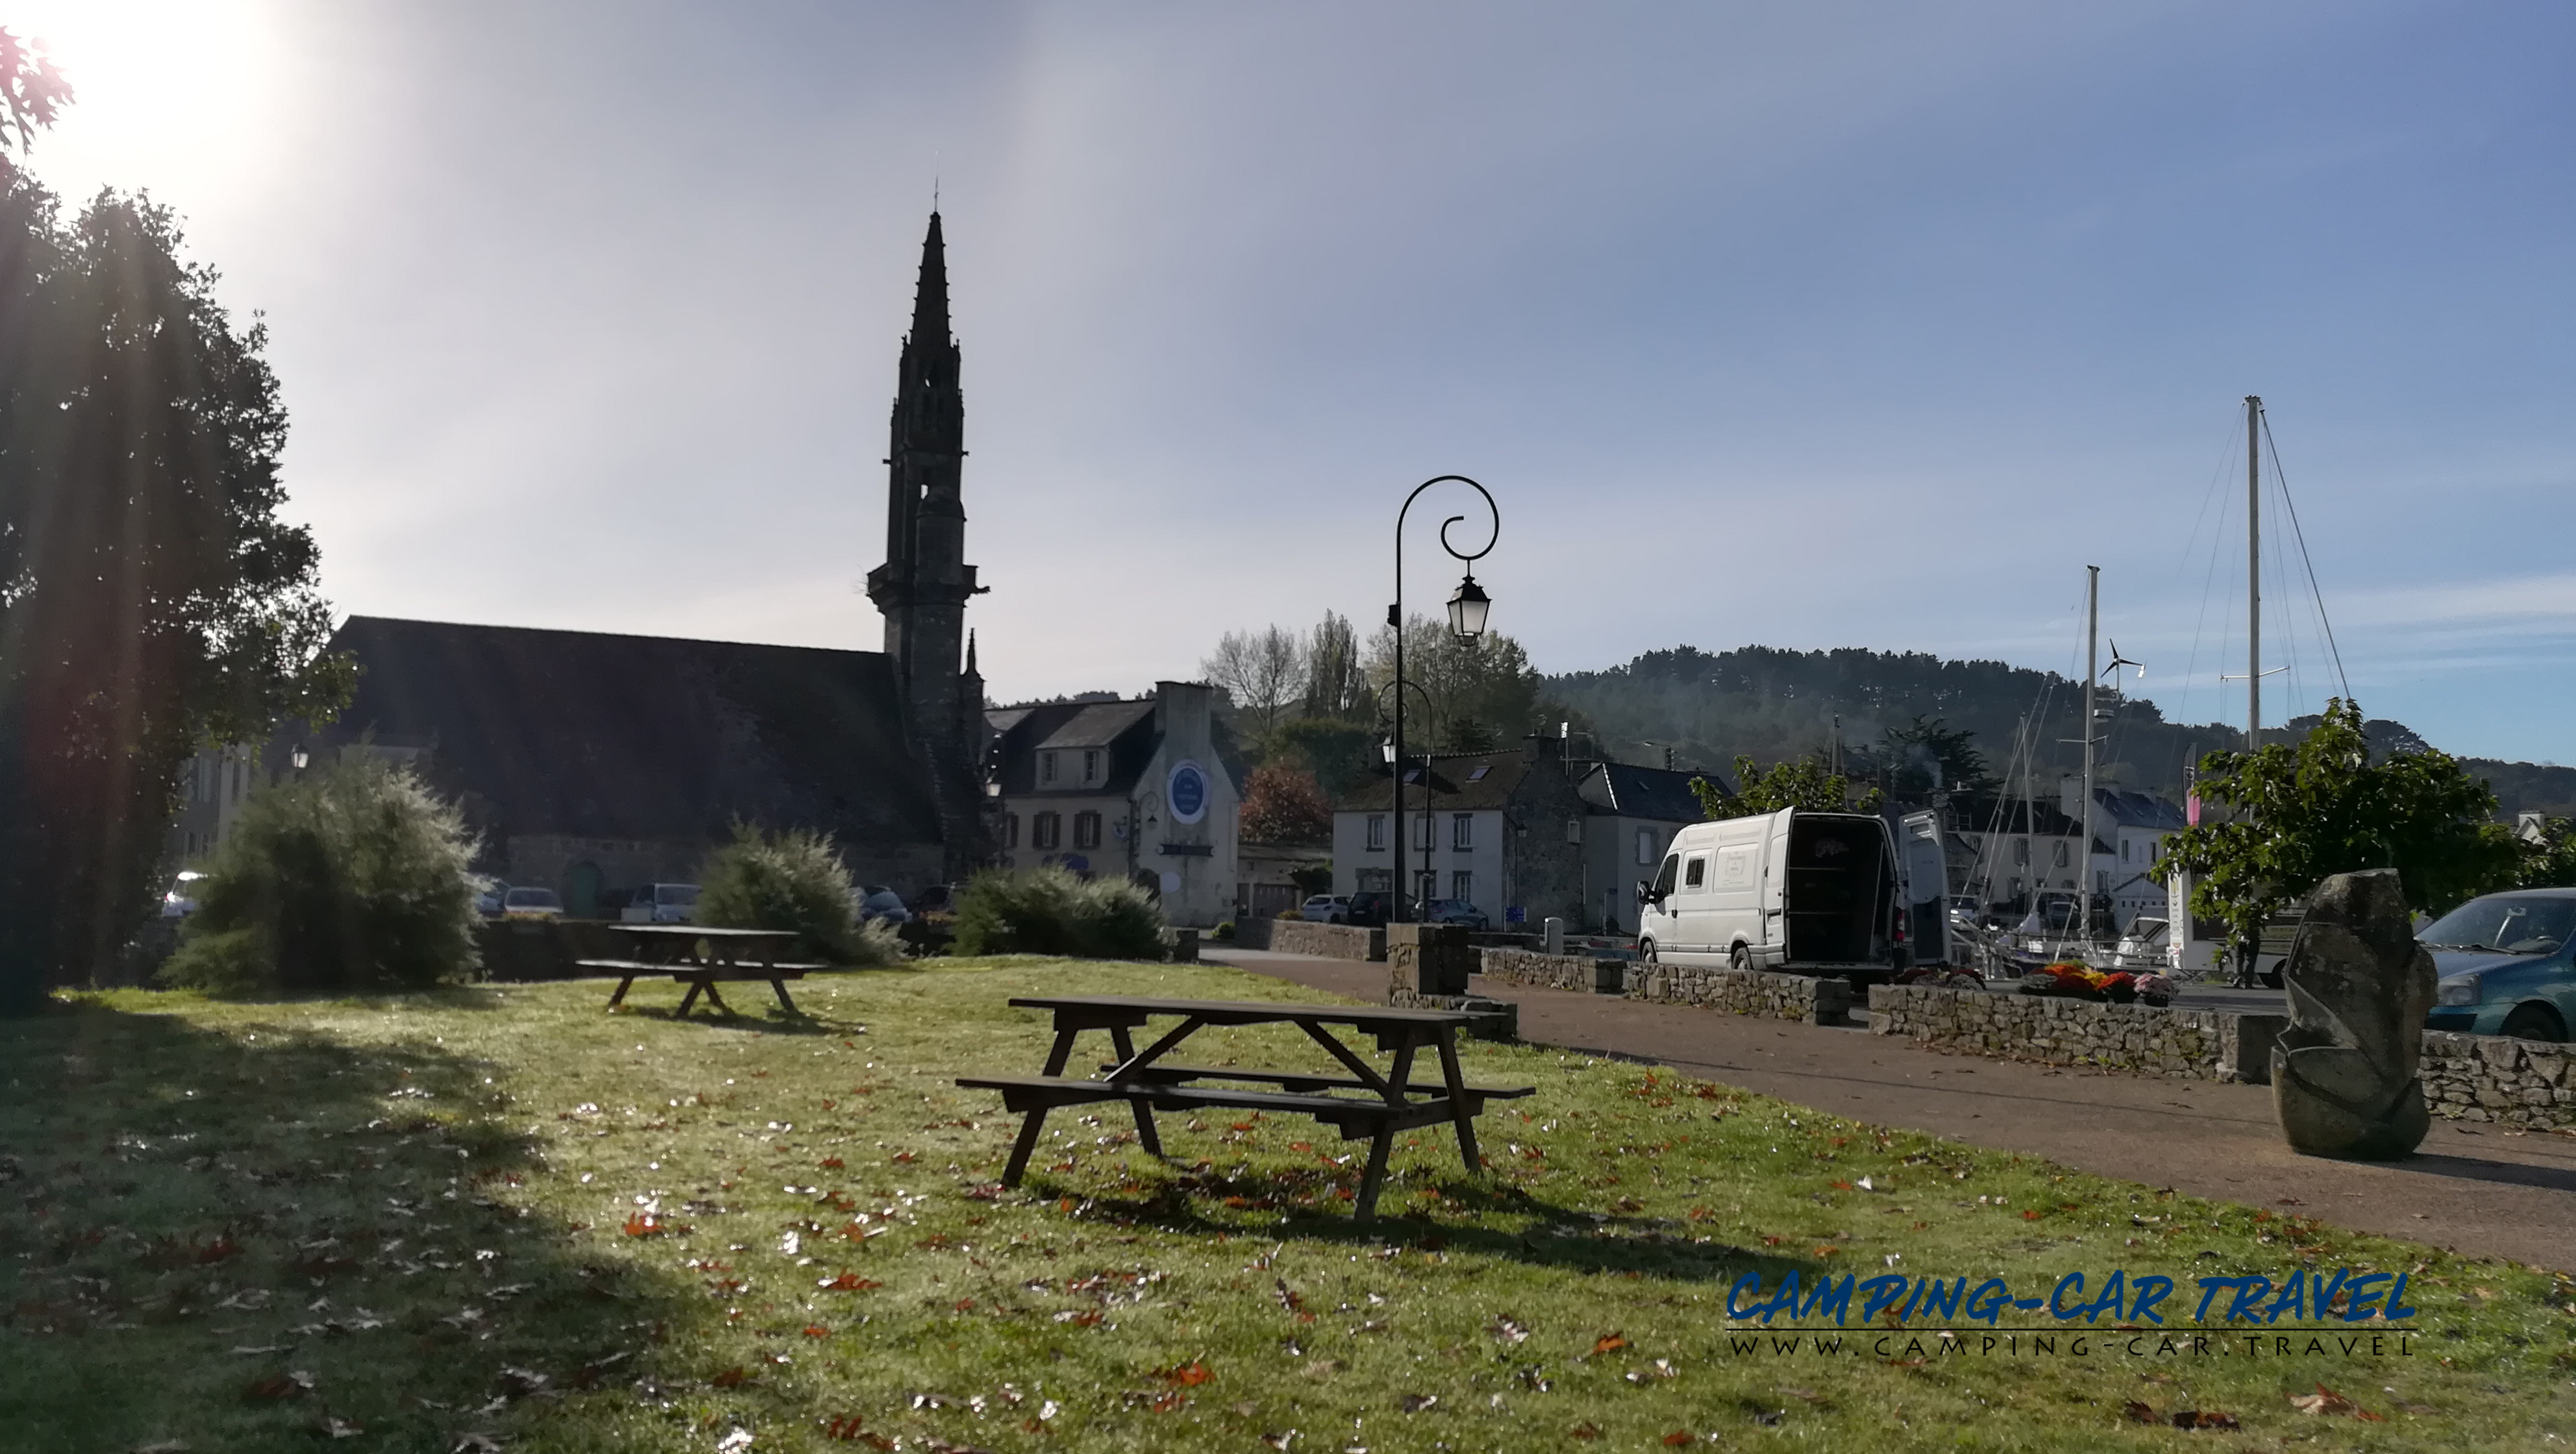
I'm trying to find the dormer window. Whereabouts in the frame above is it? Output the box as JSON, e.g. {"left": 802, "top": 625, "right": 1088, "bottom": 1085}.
{"left": 1082, "top": 749, "right": 1101, "bottom": 785}
{"left": 1040, "top": 752, "right": 1058, "bottom": 785}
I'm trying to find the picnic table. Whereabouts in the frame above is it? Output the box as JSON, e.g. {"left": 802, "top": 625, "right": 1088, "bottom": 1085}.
{"left": 580, "top": 925, "right": 822, "bottom": 1017}
{"left": 956, "top": 995, "right": 1534, "bottom": 1220}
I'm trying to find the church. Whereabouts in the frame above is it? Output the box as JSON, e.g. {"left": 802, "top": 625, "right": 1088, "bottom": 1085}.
{"left": 187, "top": 215, "right": 992, "bottom": 912}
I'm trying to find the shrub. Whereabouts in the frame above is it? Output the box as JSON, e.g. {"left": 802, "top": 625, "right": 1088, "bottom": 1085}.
{"left": 950, "top": 867, "right": 1167, "bottom": 959}
{"left": 1212, "top": 920, "right": 1235, "bottom": 942}
{"left": 695, "top": 824, "right": 900, "bottom": 967}
{"left": 162, "top": 756, "right": 482, "bottom": 995}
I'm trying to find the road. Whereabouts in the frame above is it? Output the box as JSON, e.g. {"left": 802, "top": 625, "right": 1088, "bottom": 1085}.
{"left": 1203, "top": 946, "right": 2576, "bottom": 1272}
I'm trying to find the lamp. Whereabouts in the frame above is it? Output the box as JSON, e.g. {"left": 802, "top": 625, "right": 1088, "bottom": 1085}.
{"left": 290, "top": 745, "right": 309, "bottom": 771}
{"left": 1446, "top": 573, "right": 1491, "bottom": 640}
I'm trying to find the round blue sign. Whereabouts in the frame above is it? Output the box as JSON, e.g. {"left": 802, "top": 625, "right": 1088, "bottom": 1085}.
{"left": 1169, "top": 761, "right": 1209, "bottom": 825}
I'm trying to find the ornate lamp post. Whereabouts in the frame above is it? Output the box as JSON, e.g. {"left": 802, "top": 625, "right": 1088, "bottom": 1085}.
{"left": 1390, "top": 475, "right": 1497, "bottom": 922}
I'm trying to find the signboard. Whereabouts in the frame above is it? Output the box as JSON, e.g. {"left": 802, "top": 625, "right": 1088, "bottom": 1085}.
{"left": 1168, "top": 761, "right": 1209, "bottom": 825}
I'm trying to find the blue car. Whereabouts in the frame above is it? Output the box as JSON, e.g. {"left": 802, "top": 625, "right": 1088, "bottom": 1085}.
{"left": 2420, "top": 889, "right": 2576, "bottom": 1043}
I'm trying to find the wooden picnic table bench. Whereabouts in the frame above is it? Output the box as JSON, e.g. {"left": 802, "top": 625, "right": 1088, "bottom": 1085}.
{"left": 578, "top": 925, "right": 823, "bottom": 1017}
{"left": 956, "top": 994, "right": 1534, "bottom": 1220}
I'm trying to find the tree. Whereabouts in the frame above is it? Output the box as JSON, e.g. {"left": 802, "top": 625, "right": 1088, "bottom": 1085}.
{"left": 1268, "top": 716, "right": 1378, "bottom": 801}
{"left": 1689, "top": 756, "right": 1883, "bottom": 820}
{"left": 1239, "top": 762, "right": 1333, "bottom": 844}
{"left": 1365, "top": 614, "right": 1544, "bottom": 754}
{"left": 2514, "top": 818, "right": 2576, "bottom": 891}
{"left": 1879, "top": 715, "right": 1992, "bottom": 793}
{"left": 1300, "top": 610, "right": 1371, "bottom": 721}
{"left": 2155, "top": 699, "right": 2521, "bottom": 963}
{"left": 0, "top": 177, "right": 349, "bottom": 1011}
{"left": 0, "top": 28, "right": 70, "bottom": 187}
{"left": 1202, "top": 625, "right": 1305, "bottom": 746}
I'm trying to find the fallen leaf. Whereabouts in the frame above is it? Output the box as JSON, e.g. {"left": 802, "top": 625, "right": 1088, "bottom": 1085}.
{"left": 817, "top": 1274, "right": 881, "bottom": 1291}
{"left": 243, "top": 1371, "right": 314, "bottom": 1402}
{"left": 712, "top": 1367, "right": 752, "bottom": 1388}
{"left": 1488, "top": 1314, "right": 1530, "bottom": 1344}
{"left": 1570, "top": 1422, "right": 1603, "bottom": 1441}
{"left": 1161, "top": 1361, "right": 1213, "bottom": 1387}
{"left": 2289, "top": 1385, "right": 2357, "bottom": 1417}
{"left": 1661, "top": 1433, "right": 1695, "bottom": 1448}
{"left": 2124, "top": 1401, "right": 2160, "bottom": 1424}
{"left": 1398, "top": 1394, "right": 1437, "bottom": 1413}
{"left": 1591, "top": 1334, "right": 1627, "bottom": 1357}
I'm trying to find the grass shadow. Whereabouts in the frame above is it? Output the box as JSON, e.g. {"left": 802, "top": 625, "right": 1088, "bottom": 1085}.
{"left": 0, "top": 996, "right": 699, "bottom": 1452}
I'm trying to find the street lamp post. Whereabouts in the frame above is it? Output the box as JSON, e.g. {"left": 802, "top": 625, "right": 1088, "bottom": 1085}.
{"left": 1390, "top": 475, "right": 1498, "bottom": 923}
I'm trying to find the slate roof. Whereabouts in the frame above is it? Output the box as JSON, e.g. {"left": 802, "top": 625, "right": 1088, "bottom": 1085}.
{"left": 1578, "top": 762, "right": 1717, "bottom": 822}
{"left": 1035, "top": 700, "right": 1155, "bottom": 751}
{"left": 1335, "top": 752, "right": 1537, "bottom": 814}
{"left": 312, "top": 616, "right": 944, "bottom": 850}
{"left": 985, "top": 700, "right": 1158, "bottom": 796}
{"left": 2091, "top": 788, "right": 2190, "bottom": 832}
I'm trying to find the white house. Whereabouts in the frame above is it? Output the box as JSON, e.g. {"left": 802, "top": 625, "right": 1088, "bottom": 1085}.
{"left": 985, "top": 681, "right": 1242, "bottom": 927}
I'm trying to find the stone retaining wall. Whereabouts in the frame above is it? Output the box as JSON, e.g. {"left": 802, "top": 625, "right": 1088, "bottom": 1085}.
{"left": 1866, "top": 983, "right": 2276, "bottom": 1082}
{"left": 1233, "top": 918, "right": 1383, "bottom": 961}
{"left": 1477, "top": 948, "right": 1625, "bottom": 994}
{"left": 2421, "top": 1030, "right": 2575, "bottom": 1127}
{"left": 1625, "top": 962, "right": 1854, "bottom": 1027}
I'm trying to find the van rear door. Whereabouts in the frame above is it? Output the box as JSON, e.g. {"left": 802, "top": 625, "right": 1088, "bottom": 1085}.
{"left": 1899, "top": 811, "right": 1950, "bottom": 966}
{"left": 1760, "top": 809, "right": 1793, "bottom": 967}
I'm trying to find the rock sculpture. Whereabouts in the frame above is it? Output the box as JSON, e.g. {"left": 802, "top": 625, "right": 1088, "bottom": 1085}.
{"left": 2271, "top": 869, "right": 2433, "bottom": 1159}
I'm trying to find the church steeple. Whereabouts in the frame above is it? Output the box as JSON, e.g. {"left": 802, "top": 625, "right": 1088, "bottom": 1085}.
{"left": 865, "top": 210, "right": 983, "bottom": 872}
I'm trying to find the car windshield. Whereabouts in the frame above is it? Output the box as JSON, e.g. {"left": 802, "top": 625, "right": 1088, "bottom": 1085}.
{"left": 505, "top": 889, "right": 560, "bottom": 908}
{"left": 2420, "top": 894, "right": 2576, "bottom": 954}
{"left": 656, "top": 885, "right": 699, "bottom": 906}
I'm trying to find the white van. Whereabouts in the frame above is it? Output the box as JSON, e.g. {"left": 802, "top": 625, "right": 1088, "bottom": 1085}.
{"left": 1635, "top": 807, "right": 1900, "bottom": 983}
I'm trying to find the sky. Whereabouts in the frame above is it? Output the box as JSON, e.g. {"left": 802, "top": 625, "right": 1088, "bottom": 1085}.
{"left": 13, "top": 1, "right": 2576, "bottom": 760}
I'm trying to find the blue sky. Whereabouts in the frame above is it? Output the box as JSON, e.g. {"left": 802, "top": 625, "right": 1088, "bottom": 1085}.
{"left": 18, "top": 2, "right": 2576, "bottom": 759}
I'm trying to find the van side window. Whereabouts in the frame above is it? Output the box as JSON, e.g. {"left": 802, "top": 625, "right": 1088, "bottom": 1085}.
{"left": 1684, "top": 855, "right": 1708, "bottom": 889}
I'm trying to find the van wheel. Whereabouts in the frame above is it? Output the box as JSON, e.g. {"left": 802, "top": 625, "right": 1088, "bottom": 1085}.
{"left": 1638, "top": 937, "right": 1658, "bottom": 965}
{"left": 2500, "top": 1003, "right": 2566, "bottom": 1044}
{"left": 1729, "top": 944, "right": 1752, "bottom": 976}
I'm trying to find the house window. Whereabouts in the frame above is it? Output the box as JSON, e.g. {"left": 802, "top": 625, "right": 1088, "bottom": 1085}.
{"left": 2014, "top": 839, "right": 2029, "bottom": 865}
{"left": 1635, "top": 828, "right": 1657, "bottom": 866}
{"left": 1450, "top": 871, "right": 1473, "bottom": 901}
{"left": 1416, "top": 870, "right": 1438, "bottom": 904}
{"left": 1082, "top": 749, "right": 1100, "bottom": 784}
{"left": 1366, "top": 815, "right": 1387, "bottom": 851}
{"left": 1040, "top": 752, "right": 1057, "bottom": 785}
{"left": 2121, "top": 838, "right": 2131, "bottom": 863}
{"left": 2096, "top": 869, "right": 2109, "bottom": 894}
{"left": 1452, "top": 813, "right": 1472, "bottom": 850}
{"left": 1564, "top": 818, "right": 1581, "bottom": 844}
{"left": 2053, "top": 841, "right": 2070, "bottom": 869}
{"left": 1356, "top": 868, "right": 1391, "bottom": 891}
{"left": 1003, "top": 813, "right": 1021, "bottom": 849}
{"left": 1032, "top": 811, "right": 1062, "bottom": 850}
{"left": 1073, "top": 811, "right": 1102, "bottom": 850}
{"left": 1415, "top": 815, "right": 1433, "bottom": 851}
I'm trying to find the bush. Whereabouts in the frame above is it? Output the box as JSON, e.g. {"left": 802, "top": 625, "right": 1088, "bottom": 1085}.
{"left": 950, "top": 867, "right": 1167, "bottom": 959}
{"left": 1212, "top": 920, "right": 1235, "bottom": 942}
{"left": 695, "top": 824, "right": 900, "bottom": 967}
{"left": 162, "top": 756, "right": 482, "bottom": 995}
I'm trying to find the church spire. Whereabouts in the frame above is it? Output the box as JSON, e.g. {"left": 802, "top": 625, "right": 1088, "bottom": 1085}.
{"left": 910, "top": 211, "right": 950, "bottom": 347}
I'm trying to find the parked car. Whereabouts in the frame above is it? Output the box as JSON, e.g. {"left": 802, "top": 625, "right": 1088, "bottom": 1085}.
{"left": 471, "top": 875, "right": 504, "bottom": 918}
{"left": 856, "top": 886, "right": 911, "bottom": 926}
{"left": 1422, "top": 898, "right": 1489, "bottom": 930}
{"left": 2420, "top": 889, "right": 2575, "bottom": 1043}
{"left": 161, "top": 870, "right": 207, "bottom": 918}
{"left": 620, "top": 882, "right": 700, "bottom": 924}
{"left": 1341, "top": 890, "right": 1414, "bottom": 928}
{"left": 501, "top": 886, "right": 564, "bottom": 920}
{"left": 910, "top": 883, "right": 958, "bottom": 915}
{"left": 1298, "top": 894, "right": 1349, "bottom": 924}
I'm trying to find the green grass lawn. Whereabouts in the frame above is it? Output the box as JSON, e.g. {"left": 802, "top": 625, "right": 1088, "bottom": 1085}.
{"left": 4, "top": 957, "right": 2571, "bottom": 1452}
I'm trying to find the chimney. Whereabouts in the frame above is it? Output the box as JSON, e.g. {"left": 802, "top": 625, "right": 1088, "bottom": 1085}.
{"left": 1156, "top": 680, "right": 1212, "bottom": 747}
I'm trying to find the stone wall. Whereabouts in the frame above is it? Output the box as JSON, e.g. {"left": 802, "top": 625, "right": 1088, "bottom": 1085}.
{"left": 1478, "top": 948, "right": 1625, "bottom": 995}
{"left": 1625, "top": 961, "right": 1855, "bottom": 1027}
{"left": 2421, "top": 1030, "right": 2575, "bottom": 1127}
{"left": 1235, "top": 917, "right": 1384, "bottom": 961}
{"left": 1389, "top": 922, "right": 1476, "bottom": 995}
{"left": 1866, "top": 983, "right": 2277, "bottom": 1081}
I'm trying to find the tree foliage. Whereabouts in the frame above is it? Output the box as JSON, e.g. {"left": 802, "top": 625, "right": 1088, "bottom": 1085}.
{"left": 0, "top": 28, "right": 70, "bottom": 187}
{"left": 1238, "top": 762, "right": 1333, "bottom": 844}
{"left": 1201, "top": 624, "right": 1305, "bottom": 747}
{"left": 2155, "top": 699, "right": 2521, "bottom": 952}
{"left": 160, "top": 755, "right": 480, "bottom": 996}
{"left": 1879, "top": 714, "right": 1993, "bottom": 793}
{"left": 1367, "top": 613, "right": 1544, "bottom": 755}
{"left": 0, "top": 173, "right": 350, "bottom": 1010}
{"left": 1689, "top": 756, "right": 1884, "bottom": 820}
{"left": 695, "top": 824, "right": 899, "bottom": 967}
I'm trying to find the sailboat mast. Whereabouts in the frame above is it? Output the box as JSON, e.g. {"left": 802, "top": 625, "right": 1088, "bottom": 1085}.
{"left": 2083, "top": 564, "right": 2098, "bottom": 938}
{"left": 2246, "top": 394, "right": 2262, "bottom": 753}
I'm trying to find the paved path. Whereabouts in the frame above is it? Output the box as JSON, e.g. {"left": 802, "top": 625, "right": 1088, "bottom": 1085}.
{"left": 1204, "top": 946, "right": 2576, "bottom": 1272}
